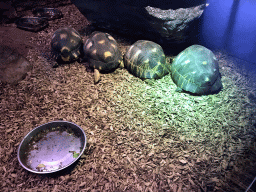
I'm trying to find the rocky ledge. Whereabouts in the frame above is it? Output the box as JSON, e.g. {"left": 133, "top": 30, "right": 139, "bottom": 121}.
{"left": 71, "top": 0, "right": 207, "bottom": 44}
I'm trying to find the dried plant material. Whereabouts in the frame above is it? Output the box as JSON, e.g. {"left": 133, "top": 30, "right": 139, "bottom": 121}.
{"left": 179, "top": 159, "right": 188, "bottom": 165}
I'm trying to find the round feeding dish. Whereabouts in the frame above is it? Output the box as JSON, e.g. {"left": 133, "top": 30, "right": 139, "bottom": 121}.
{"left": 17, "top": 121, "right": 86, "bottom": 174}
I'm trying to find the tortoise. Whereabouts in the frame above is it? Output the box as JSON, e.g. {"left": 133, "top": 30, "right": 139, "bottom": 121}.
{"left": 51, "top": 27, "right": 82, "bottom": 64}
{"left": 83, "top": 31, "right": 123, "bottom": 83}
{"left": 170, "top": 44, "right": 222, "bottom": 95}
{"left": 124, "top": 40, "right": 169, "bottom": 79}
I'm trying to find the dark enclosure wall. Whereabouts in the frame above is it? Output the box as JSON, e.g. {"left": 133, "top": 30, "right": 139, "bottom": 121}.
{"left": 198, "top": 0, "right": 256, "bottom": 67}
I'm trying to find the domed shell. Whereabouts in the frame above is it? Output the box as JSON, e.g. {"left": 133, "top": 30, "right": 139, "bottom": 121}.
{"left": 83, "top": 31, "right": 122, "bottom": 72}
{"left": 170, "top": 45, "right": 222, "bottom": 95}
{"left": 124, "top": 40, "right": 169, "bottom": 79}
{"left": 51, "top": 27, "right": 82, "bottom": 63}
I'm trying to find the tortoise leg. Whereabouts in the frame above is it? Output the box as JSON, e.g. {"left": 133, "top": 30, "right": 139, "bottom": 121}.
{"left": 94, "top": 68, "right": 101, "bottom": 84}
{"left": 119, "top": 60, "right": 124, "bottom": 68}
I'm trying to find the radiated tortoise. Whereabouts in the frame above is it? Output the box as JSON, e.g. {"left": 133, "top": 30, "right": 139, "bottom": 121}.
{"left": 124, "top": 40, "right": 169, "bottom": 79}
{"left": 170, "top": 44, "right": 222, "bottom": 95}
{"left": 51, "top": 27, "right": 82, "bottom": 64}
{"left": 83, "top": 31, "right": 122, "bottom": 84}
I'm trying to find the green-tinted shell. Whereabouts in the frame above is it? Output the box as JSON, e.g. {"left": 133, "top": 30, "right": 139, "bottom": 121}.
{"left": 83, "top": 31, "right": 122, "bottom": 71}
{"left": 124, "top": 40, "right": 169, "bottom": 79}
{"left": 51, "top": 27, "right": 82, "bottom": 63}
{"left": 170, "top": 45, "right": 222, "bottom": 95}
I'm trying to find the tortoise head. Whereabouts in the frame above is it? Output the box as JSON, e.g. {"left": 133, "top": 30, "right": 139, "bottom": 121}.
{"left": 165, "top": 56, "right": 175, "bottom": 72}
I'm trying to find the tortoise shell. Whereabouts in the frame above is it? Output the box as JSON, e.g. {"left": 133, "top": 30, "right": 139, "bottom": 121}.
{"left": 83, "top": 31, "right": 122, "bottom": 72}
{"left": 170, "top": 45, "right": 222, "bottom": 95}
{"left": 51, "top": 27, "right": 82, "bottom": 63}
{"left": 124, "top": 40, "right": 169, "bottom": 79}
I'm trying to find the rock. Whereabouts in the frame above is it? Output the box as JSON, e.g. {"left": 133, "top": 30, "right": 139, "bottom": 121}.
{"left": 145, "top": 5, "right": 206, "bottom": 42}
{"left": 71, "top": 0, "right": 207, "bottom": 44}
{"left": 0, "top": 0, "right": 71, "bottom": 24}
{"left": 0, "top": 45, "right": 32, "bottom": 84}
{"left": 12, "top": 0, "right": 71, "bottom": 12}
{"left": 0, "top": 1, "right": 17, "bottom": 23}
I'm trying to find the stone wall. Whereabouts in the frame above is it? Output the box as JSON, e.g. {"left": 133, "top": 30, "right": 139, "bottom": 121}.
{"left": 71, "top": 0, "right": 207, "bottom": 45}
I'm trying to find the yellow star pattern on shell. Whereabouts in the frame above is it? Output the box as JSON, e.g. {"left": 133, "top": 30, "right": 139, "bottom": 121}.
{"left": 60, "top": 33, "right": 67, "bottom": 39}
{"left": 104, "top": 51, "right": 112, "bottom": 58}
{"left": 98, "top": 40, "right": 105, "bottom": 44}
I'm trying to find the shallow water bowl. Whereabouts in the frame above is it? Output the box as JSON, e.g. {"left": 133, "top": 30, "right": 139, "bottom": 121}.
{"left": 17, "top": 121, "right": 86, "bottom": 174}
